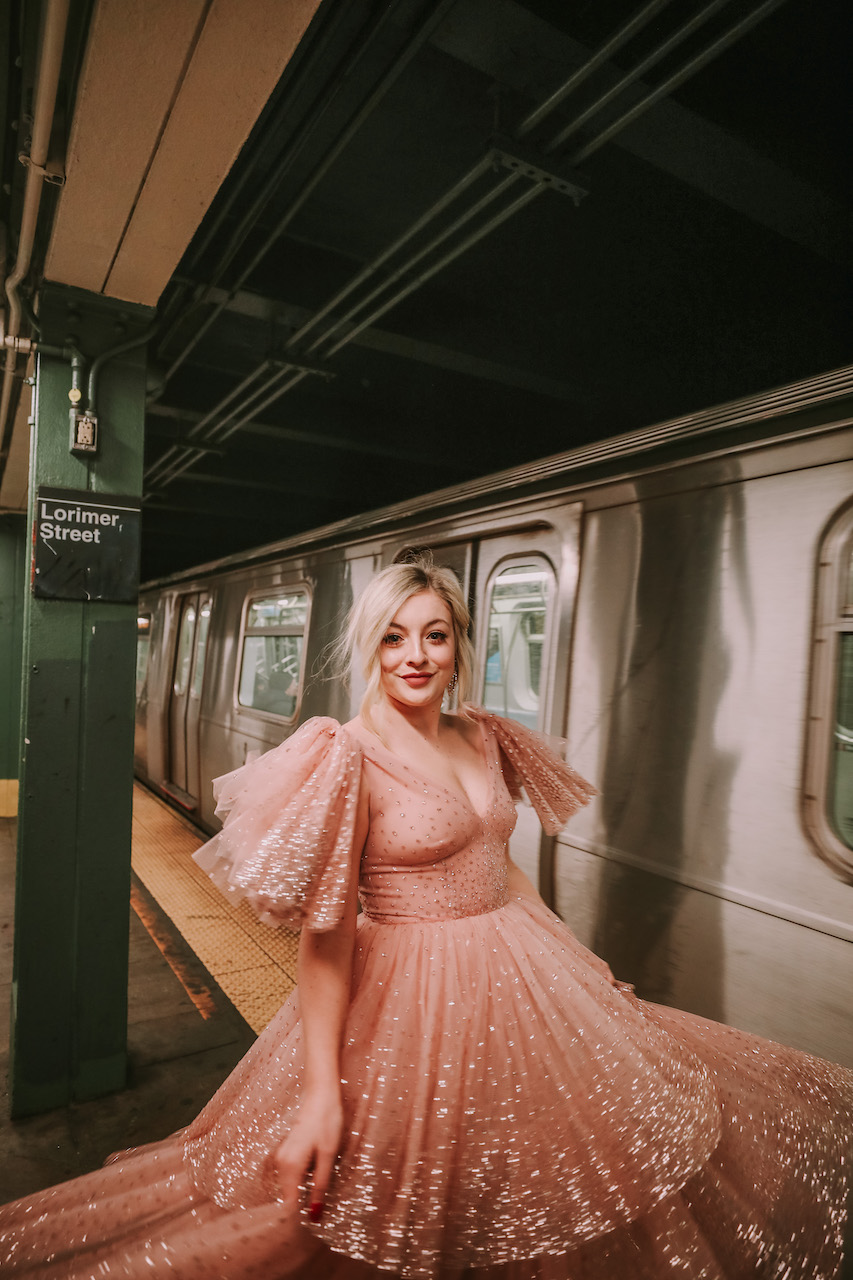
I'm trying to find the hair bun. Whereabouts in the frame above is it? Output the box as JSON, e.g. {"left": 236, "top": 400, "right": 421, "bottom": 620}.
{"left": 391, "top": 546, "right": 434, "bottom": 568}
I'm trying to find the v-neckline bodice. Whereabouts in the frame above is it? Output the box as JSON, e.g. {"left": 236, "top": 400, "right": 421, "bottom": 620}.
{"left": 350, "top": 717, "right": 497, "bottom": 823}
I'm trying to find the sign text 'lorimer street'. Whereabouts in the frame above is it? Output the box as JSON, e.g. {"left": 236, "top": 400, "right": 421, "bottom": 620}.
{"left": 34, "top": 487, "right": 142, "bottom": 603}
{"left": 38, "top": 500, "right": 122, "bottom": 542}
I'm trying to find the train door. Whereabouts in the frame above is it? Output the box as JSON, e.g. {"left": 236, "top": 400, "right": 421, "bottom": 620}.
{"left": 167, "top": 593, "right": 212, "bottom": 806}
{"left": 470, "top": 517, "right": 582, "bottom": 904}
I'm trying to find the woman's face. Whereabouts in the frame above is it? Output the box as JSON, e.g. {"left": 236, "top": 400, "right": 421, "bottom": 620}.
{"left": 379, "top": 589, "right": 456, "bottom": 711}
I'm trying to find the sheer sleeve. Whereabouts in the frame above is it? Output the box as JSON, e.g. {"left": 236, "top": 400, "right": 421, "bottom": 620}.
{"left": 466, "top": 707, "right": 596, "bottom": 834}
{"left": 193, "top": 717, "right": 362, "bottom": 931}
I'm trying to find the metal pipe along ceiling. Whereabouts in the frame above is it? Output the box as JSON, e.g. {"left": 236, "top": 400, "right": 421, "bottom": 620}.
{"left": 564, "top": 0, "right": 793, "bottom": 166}
{"left": 0, "top": 0, "right": 70, "bottom": 466}
{"left": 516, "top": 0, "right": 679, "bottom": 139}
{"left": 544, "top": 0, "right": 737, "bottom": 154}
{"left": 145, "top": 0, "right": 792, "bottom": 495}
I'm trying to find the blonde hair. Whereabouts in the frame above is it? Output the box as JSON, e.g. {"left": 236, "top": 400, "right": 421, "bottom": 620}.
{"left": 341, "top": 550, "right": 476, "bottom": 732}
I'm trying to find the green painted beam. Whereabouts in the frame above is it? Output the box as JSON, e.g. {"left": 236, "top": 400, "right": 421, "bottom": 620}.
{"left": 11, "top": 283, "right": 153, "bottom": 1116}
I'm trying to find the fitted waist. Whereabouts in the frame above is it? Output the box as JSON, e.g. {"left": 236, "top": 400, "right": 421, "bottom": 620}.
{"left": 358, "top": 854, "right": 511, "bottom": 926}
{"left": 359, "top": 890, "right": 510, "bottom": 926}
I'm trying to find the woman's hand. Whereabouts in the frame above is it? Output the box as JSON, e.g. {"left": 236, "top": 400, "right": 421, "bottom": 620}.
{"left": 272, "top": 1088, "right": 344, "bottom": 1219}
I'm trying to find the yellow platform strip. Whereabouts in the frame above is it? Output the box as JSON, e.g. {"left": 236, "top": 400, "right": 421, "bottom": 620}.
{"left": 131, "top": 783, "right": 298, "bottom": 1033}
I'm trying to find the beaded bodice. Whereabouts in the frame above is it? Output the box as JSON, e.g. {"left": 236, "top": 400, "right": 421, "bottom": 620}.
{"left": 353, "top": 721, "right": 518, "bottom": 924}
{"left": 194, "top": 707, "right": 595, "bottom": 933}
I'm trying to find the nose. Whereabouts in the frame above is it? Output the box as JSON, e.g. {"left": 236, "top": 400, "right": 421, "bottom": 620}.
{"left": 406, "top": 636, "right": 427, "bottom": 666}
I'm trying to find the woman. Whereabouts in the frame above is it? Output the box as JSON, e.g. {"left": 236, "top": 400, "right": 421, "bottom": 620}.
{"left": 1, "top": 550, "right": 852, "bottom": 1278}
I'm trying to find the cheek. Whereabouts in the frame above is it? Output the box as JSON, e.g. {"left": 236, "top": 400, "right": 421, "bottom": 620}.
{"left": 379, "top": 648, "right": 396, "bottom": 673}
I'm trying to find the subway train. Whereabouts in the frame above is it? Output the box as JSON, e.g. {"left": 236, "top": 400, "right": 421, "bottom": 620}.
{"left": 135, "top": 365, "right": 853, "bottom": 1066}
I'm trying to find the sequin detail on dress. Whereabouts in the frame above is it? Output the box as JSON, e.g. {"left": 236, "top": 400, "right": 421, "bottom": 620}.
{"left": 193, "top": 718, "right": 362, "bottom": 930}
{"left": 1, "top": 712, "right": 852, "bottom": 1280}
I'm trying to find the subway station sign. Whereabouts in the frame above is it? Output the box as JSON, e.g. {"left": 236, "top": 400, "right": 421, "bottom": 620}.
{"left": 33, "top": 487, "right": 142, "bottom": 603}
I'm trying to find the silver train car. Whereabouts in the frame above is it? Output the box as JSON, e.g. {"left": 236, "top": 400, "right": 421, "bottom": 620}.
{"left": 135, "top": 366, "right": 853, "bottom": 1066}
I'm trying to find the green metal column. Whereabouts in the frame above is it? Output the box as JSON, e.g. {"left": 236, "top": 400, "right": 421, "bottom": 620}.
{"left": 0, "top": 515, "right": 26, "bottom": 815}
{"left": 11, "top": 282, "right": 152, "bottom": 1116}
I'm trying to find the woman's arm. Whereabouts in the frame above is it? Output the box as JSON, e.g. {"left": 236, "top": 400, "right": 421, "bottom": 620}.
{"left": 272, "top": 785, "right": 369, "bottom": 1217}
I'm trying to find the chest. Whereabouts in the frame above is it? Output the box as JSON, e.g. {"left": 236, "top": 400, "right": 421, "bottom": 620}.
{"left": 360, "top": 755, "right": 518, "bottom": 867}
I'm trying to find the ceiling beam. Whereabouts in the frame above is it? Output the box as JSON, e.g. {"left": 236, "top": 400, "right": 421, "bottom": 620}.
{"left": 145, "top": 401, "right": 460, "bottom": 467}
{"left": 171, "top": 282, "right": 590, "bottom": 405}
{"left": 432, "top": 0, "right": 850, "bottom": 267}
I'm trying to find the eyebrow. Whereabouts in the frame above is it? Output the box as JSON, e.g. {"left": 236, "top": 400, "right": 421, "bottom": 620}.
{"left": 386, "top": 618, "right": 450, "bottom": 630}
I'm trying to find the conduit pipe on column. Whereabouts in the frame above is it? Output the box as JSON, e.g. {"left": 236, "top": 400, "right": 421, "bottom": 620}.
{"left": 86, "top": 321, "right": 159, "bottom": 415}
{"left": 0, "top": 0, "right": 70, "bottom": 462}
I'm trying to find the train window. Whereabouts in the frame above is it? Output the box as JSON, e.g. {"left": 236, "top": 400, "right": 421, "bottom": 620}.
{"left": 190, "top": 598, "right": 212, "bottom": 700}
{"left": 173, "top": 603, "right": 196, "bottom": 696}
{"left": 136, "top": 614, "right": 151, "bottom": 695}
{"left": 831, "top": 633, "right": 853, "bottom": 847}
{"left": 237, "top": 588, "right": 309, "bottom": 720}
{"left": 481, "top": 560, "right": 554, "bottom": 730}
{"left": 805, "top": 507, "right": 853, "bottom": 874}
{"left": 829, "top": 532, "right": 853, "bottom": 850}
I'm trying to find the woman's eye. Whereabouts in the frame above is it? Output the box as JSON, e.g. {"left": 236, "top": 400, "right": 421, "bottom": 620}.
{"left": 383, "top": 633, "right": 402, "bottom": 646}
{"left": 427, "top": 631, "right": 448, "bottom": 643}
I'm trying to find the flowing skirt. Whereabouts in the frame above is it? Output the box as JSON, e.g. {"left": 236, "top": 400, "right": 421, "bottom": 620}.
{"left": 1, "top": 897, "right": 851, "bottom": 1279}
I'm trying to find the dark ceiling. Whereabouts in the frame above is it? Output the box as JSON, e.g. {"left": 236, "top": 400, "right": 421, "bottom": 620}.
{"left": 13, "top": 0, "right": 853, "bottom": 579}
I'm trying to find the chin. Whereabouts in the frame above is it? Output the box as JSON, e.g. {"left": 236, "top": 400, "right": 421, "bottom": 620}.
{"left": 388, "top": 684, "right": 446, "bottom": 708}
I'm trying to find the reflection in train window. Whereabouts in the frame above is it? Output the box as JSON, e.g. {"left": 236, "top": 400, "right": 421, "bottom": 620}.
{"left": 136, "top": 614, "right": 151, "bottom": 695}
{"left": 481, "top": 561, "right": 554, "bottom": 730}
{"left": 237, "top": 588, "right": 309, "bottom": 720}
{"left": 173, "top": 604, "right": 196, "bottom": 696}
{"left": 190, "top": 599, "right": 212, "bottom": 700}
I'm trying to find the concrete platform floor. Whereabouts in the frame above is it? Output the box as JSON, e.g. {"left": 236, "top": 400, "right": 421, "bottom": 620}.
{"left": 0, "top": 784, "right": 296, "bottom": 1205}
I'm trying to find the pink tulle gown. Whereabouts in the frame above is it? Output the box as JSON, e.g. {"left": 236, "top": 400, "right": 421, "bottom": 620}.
{"left": 1, "top": 710, "right": 852, "bottom": 1279}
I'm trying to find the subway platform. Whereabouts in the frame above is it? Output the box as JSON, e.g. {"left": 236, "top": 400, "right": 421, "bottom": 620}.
{"left": 0, "top": 784, "right": 298, "bottom": 1205}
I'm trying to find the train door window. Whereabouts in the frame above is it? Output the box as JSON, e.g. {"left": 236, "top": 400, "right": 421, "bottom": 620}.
{"left": 173, "top": 601, "right": 197, "bottom": 696}
{"left": 481, "top": 559, "right": 554, "bottom": 730}
{"left": 190, "top": 598, "right": 213, "bottom": 700}
{"left": 829, "top": 530, "right": 853, "bottom": 850}
{"left": 831, "top": 631, "right": 853, "bottom": 848}
{"left": 805, "top": 504, "right": 853, "bottom": 875}
{"left": 136, "top": 614, "right": 151, "bottom": 695}
{"left": 237, "top": 587, "right": 310, "bottom": 720}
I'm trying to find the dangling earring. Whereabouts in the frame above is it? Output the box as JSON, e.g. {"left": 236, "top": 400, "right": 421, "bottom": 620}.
{"left": 447, "top": 663, "right": 458, "bottom": 696}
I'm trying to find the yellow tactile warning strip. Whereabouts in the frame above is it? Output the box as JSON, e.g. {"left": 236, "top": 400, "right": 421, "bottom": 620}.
{"left": 131, "top": 783, "right": 299, "bottom": 1033}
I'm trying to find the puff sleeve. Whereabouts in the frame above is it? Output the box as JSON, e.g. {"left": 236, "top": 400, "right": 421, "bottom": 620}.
{"left": 193, "top": 717, "right": 362, "bottom": 931}
{"left": 466, "top": 707, "right": 596, "bottom": 834}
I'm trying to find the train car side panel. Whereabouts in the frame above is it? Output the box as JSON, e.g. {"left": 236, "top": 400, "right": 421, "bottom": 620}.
{"left": 560, "top": 456, "right": 853, "bottom": 1062}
